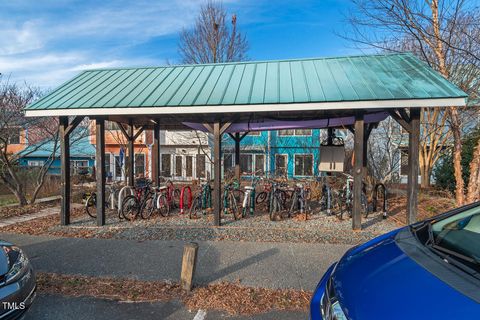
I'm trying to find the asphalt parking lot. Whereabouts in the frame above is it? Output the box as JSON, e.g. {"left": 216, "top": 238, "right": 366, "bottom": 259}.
{"left": 25, "top": 294, "right": 308, "bottom": 320}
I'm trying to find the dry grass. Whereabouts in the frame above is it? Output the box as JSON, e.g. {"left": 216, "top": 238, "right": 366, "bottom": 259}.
{"left": 37, "top": 272, "right": 311, "bottom": 315}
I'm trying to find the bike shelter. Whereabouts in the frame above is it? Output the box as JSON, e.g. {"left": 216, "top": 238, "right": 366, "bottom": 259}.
{"left": 24, "top": 53, "right": 467, "bottom": 230}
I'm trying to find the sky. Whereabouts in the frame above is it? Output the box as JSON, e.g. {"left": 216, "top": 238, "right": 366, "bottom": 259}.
{"left": 0, "top": 0, "right": 363, "bottom": 89}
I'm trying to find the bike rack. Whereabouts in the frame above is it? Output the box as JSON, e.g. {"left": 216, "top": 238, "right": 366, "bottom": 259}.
{"left": 180, "top": 186, "right": 192, "bottom": 214}
{"left": 117, "top": 186, "right": 134, "bottom": 214}
{"left": 372, "top": 183, "right": 388, "bottom": 219}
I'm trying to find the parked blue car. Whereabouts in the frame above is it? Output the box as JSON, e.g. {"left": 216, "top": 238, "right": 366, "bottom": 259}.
{"left": 310, "top": 203, "right": 480, "bottom": 320}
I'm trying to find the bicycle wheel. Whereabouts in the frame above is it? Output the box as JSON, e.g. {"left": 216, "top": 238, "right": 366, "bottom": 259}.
{"left": 157, "top": 194, "right": 170, "bottom": 217}
{"left": 255, "top": 191, "right": 268, "bottom": 204}
{"left": 269, "top": 194, "right": 279, "bottom": 221}
{"left": 141, "top": 193, "right": 155, "bottom": 219}
{"left": 85, "top": 193, "right": 97, "bottom": 218}
{"left": 230, "top": 192, "right": 242, "bottom": 220}
{"left": 189, "top": 195, "right": 202, "bottom": 219}
{"left": 121, "top": 195, "right": 139, "bottom": 221}
{"left": 288, "top": 193, "right": 298, "bottom": 218}
{"left": 232, "top": 189, "right": 244, "bottom": 204}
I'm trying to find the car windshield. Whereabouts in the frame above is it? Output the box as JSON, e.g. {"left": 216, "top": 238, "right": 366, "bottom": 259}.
{"left": 431, "top": 205, "right": 480, "bottom": 268}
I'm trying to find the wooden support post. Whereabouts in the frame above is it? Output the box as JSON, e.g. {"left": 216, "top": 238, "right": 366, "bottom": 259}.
{"left": 213, "top": 122, "right": 222, "bottom": 226}
{"left": 362, "top": 125, "right": 368, "bottom": 170}
{"left": 96, "top": 118, "right": 106, "bottom": 226}
{"left": 353, "top": 114, "right": 364, "bottom": 230}
{"left": 180, "top": 242, "right": 199, "bottom": 292}
{"left": 234, "top": 132, "right": 241, "bottom": 181}
{"left": 407, "top": 108, "right": 420, "bottom": 224}
{"left": 152, "top": 123, "right": 160, "bottom": 186}
{"left": 127, "top": 120, "right": 134, "bottom": 186}
{"left": 59, "top": 117, "right": 70, "bottom": 226}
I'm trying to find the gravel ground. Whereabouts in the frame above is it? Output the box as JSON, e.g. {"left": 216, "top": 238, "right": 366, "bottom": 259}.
{"left": 50, "top": 207, "right": 399, "bottom": 245}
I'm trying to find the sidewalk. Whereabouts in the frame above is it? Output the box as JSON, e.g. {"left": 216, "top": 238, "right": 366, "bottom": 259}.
{"left": 0, "top": 232, "right": 351, "bottom": 291}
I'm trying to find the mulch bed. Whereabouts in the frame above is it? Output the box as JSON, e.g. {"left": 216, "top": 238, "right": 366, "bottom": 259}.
{"left": 37, "top": 272, "right": 311, "bottom": 315}
{"left": 0, "top": 203, "right": 55, "bottom": 220}
{"left": 387, "top": 192, "right": 456, "bottom": 225}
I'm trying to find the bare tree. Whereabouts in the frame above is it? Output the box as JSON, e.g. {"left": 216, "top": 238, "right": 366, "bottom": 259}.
{"left": 0, "top": 77, "right": 89, "bottom": 205}
{"left": 178, "top": 1, "right": 248, "bottom": 64}
{"left": 346, "top": 0, "right": 480, "bottom": 204}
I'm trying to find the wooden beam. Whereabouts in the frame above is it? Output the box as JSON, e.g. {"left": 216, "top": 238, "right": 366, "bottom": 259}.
{"left": 388, "top": 110, "right": 412, "bottom": 133}
{"left": 65, "top": 116, "right": 85, "bottom": 136}
{"left": 59, "top": 116, "right": 70, "bottom": 226}
{"left": 95, "top": 118, "right": 106, "bottom": 226}
{"left": 346, "top": 125, "right": 355, "bottom": 135}
{"left": 363, "top": 124, "right": 368, "bottom": 169}
{"left": 152, "top": 123, "right": 160, "bottom": 185}
{"left": 213, "top": 122, "right": 222, "bottom": 226}
{"left": 407, "top": 108, "right": 420, "bottom": 224}
{"left": 239, "top": 131, "right": 249, "bottom": 141}
{"left": 202, "top": 123, "right": 213, "bottom": 134}
{"left": 127, "top": 120, "right": 134, "bottom": 186}
{"left": 220, "top": 122, "right": 231, "bottom": 135}
{"left": 353, "top": 114, "right": 364, "bottom": 230}
{"left": 132, "top": 125, "right": 146, "bottom": 141}
{"left": 116, "top": 121, "right": 130, "bottom": 140}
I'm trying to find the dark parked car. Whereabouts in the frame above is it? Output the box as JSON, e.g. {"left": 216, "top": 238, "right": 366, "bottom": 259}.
{"left": 311, "top": 203, "right": 480, "bottom": 320}
{"left": 0, "top": 241, "right": 36, "bottom": 319}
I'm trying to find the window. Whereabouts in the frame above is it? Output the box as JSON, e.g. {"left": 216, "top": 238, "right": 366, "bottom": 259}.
{"left": 105, "top": 122, "right": 118, "bottom": 130}
{"left": 294, "top": 154, "right": 313, "bottom": 176}
{"left": 196, "top": 154, "right": 206, "bottom": 178}
{"left": 294, "top": 129, "right": 312, "bottom": 136}
{"left": 175, "top": 155, "right": 183, "bottom": 176}
{"left": 9, "top": 129, "right": 21, "bottom": 144}
{"left": 186, "top": 156, "right": 193, "bottom": 177}
{"left": 275, "top": 154, "right": 287, "bottom": 176}
{"left": 240, "top": 154, "right": 253, "bottom": 173}
{"left": 255, "top": 154, "right": 265, "bottom": 173}
{"left": 27, "top": 160, "right": 44, "bottom": 167}
{"left": 71, "top": 160, "right": 89, "bottom": 175}
{"left": 161, "top": 154, "right": 171, "bottom": 177}
{"left": 135, "top": 154, "right": 145, "bottom": 176}
{"left": 105, "top": 154, "right": 112, "bottom": 177}
{"left": 114, "top": 155, "right": 123, "bottom": 179}
{"left": 278, "top": 129, "right": 295, "bottom": 136}
{"left": 223, "top": 153, "right": 234, "bottom": 170}
{"left": 248, "top": 131, "right": 261, "bottom": 136}
{"left": 278, "top": 129, "right": 312, "bottom": 136}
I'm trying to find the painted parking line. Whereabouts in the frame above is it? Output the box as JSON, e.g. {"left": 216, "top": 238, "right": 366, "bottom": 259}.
{"left": 193, "top": 309, "right": 207, "bottom": 320}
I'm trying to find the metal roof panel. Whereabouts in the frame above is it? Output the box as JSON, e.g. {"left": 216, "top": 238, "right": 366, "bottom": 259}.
{"left": 26, "top": 53, "right": 468, "bottom": 111}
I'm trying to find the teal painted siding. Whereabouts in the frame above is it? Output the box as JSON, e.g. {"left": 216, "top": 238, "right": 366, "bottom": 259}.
{"left": 222, "top": 130, "right": 321, "bottom": 178}
{"left": 19, "top": 157, "right": 94, "bottom": 175}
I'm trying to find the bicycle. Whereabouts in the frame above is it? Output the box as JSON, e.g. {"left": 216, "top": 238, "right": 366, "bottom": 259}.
{"left": 223, "top": 180, "right": 243, "bottom": 219}
{"left": 240, "top": 175, "right": 261, "bottom": 219}
{"left": 256, "top": 178, "right": 288, "bottom": 212}
{"left": 337, "top": 174, "right": 369, "bottom": 220}
{"left": 164, "top": 180, "right": 181, "bottom": 212}
{"left": 288, "top": 181, "right": 311, "bottom": 218}
{"left": 269, "top": 181, "right": 289, "bottom": 221}
{"left": 139, "top": 185, "right": 170, "bottom": 219}
{"left": 121, "top": 179, "right": 152, "bottom": 221}
{"left": 189, "top": 180, "right": 212, "bottom": 219}
{"left": 84, "top": 182, "right": 121, "bottom": 218}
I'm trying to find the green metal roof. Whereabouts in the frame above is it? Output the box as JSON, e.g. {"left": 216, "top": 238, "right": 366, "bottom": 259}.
{"left": 26, "top": 53, "right": 467, "bottom": 111}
